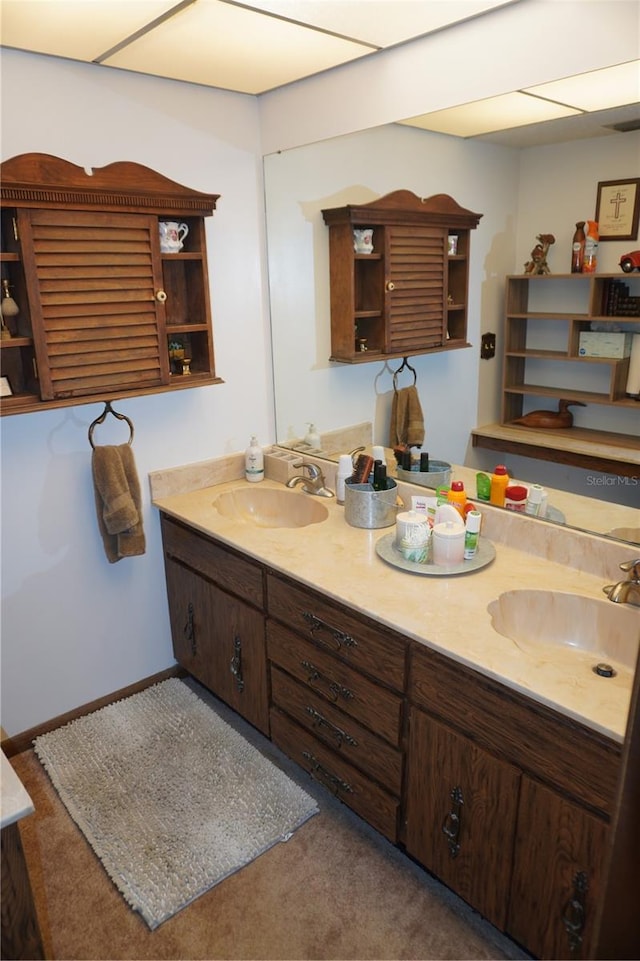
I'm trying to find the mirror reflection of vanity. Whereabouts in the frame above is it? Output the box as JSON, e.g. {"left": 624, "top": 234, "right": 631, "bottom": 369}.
{"left": 264, "top": 121, "right": 639, "bottom": 548}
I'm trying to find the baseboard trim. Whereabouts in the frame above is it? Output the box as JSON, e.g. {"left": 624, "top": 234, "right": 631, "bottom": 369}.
{"left": 1, "top": 666, "right": 186, "bottom": 758}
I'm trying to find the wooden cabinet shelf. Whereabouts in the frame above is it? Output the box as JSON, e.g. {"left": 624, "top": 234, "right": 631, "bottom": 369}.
{"left": 322, "top": 190, "right": 481, "bottom": 363}
{"left": 0, "top": 153, "right": 221, "bottom": 415}
{"left": 501, "top": 273, "right": 640, "bottom": 443}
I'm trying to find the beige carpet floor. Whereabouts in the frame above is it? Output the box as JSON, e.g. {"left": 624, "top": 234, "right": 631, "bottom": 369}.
{"left": 12, "top": 681, "right": 531, "bottom": 961}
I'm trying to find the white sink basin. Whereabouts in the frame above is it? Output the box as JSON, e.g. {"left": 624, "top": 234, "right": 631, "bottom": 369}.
{"left": 213, "top": 487, "right": 329, "bottom": 528}
{"left": 487, "top": 589, "right": 640, "bottom": 671}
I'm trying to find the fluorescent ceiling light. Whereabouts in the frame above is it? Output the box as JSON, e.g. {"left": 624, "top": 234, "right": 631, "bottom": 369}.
{"left": 102, "top": 0, "right": 374, "bottom": 94}
{"left": 523, "top": 60, "right": 640, "bottom": 112}
{"left": 240, "top": 0, "right": 517, "bottom": 48}
{"left": 0, "top": 0, "right": 180, "bottom": 62}
{"left": 400, "top": 92, "right": 582, "bottom": 139}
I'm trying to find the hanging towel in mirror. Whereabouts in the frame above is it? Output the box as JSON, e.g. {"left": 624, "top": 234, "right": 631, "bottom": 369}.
{"left": 389, "top": 385, "right": 425, "bottom": 448}
{"left": 92, "top": 444, "right": 146, "bottom": 563}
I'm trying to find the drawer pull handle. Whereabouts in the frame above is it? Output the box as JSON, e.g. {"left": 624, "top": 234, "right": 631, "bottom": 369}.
{"left": 306, "top": 706, "right": 358, "bottom": 748}
{"left": 302, "top": 611, "right": 357, "bottom": 651}
{"left": 230, "top": 635, "right": 245, "bottom": 693}
{"left": 184, "top": 601, "right": 196, "bottom": 656}
{"left": 301, "top": 659, "right": 355, "bottom": 704}
{"left": 302, "top": 750, "right": 354, "bottom": 797}
{"left": 442, "top": 785, "right": 464, "bottom": 858}
{"left": 562, "top": 870, "right": 588, "bottom": 954}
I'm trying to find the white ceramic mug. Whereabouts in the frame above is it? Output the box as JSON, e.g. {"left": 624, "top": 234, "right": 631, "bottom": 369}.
{"left": 353, "top": 228, "right": 373, "bottom": 254}
{"left": 159, "top": 221, "right": 189, "bottom": 252}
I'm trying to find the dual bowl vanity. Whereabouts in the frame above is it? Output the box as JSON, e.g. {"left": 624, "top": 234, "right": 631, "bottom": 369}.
{"left": 151, "top": 457, "right": 639, "bottom": 961}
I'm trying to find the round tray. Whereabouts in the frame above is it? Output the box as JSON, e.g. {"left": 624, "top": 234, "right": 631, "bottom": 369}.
{"left": 375, "top": 531, "right": 496, "bottom": 576}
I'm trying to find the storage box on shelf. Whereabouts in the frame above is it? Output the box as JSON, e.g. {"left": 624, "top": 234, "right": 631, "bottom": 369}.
{"left": 321, "top": 190, "right": 482, "bottom": 364}
{"left": 0, "top": 153, "right": 221, "bottom": 416}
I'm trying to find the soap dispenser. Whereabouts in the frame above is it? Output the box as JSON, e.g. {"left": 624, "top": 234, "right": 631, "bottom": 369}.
{"left": 304, "top": 423, "right": 321, "bottom": 447}
{"left": 245, "top": 436, "right": 264, "bottom": 483}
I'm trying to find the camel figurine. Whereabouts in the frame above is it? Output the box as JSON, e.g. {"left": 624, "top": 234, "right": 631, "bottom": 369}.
{"left": 513, "top": 399, "right": 586, "bottom": 429}
{"left": 524, "top": 233, "right": 556, "bottom": 275}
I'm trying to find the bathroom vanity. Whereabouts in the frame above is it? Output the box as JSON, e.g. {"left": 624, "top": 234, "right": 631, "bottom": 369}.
{"left": 154, "top": 472, "right": 638, "bottom": 961}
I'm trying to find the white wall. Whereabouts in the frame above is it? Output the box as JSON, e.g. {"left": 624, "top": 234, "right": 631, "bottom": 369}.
{"left": 0, "top": 50, "right": 274, "bottom": 736}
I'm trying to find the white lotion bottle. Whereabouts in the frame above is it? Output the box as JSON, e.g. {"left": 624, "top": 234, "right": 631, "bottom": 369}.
{"left": 336, "top": 454, "right": 352, "bottom": 505}
{"left": 245, "top": 436, "right": 264, "bottom": 483}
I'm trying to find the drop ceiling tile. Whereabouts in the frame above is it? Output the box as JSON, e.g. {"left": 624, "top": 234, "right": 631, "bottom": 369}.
{"left": 0, "top": 0, "right": 179, "bottom": 62}
{"left": 400, "top": 92, "right": 581, "bottom": 138}
{"left": 102, "top": 0, "right": 374, "bottom": 93}
{"left": 241, "top": 0, "right": 519, "bottom": 48}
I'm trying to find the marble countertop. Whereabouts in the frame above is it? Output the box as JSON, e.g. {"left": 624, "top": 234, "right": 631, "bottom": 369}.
{"left": 153, "top": 470, "right": 640, "bottom": 744}
{"left": 1, "top": 750, "right": 34, "bottom": 829}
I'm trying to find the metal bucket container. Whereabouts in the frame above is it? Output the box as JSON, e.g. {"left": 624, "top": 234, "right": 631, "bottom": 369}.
{"left": 396, "top": 459, "right": 452, "bottom": 490}
{"left": 344, "top": 479, "right": 399, "bottom": 529}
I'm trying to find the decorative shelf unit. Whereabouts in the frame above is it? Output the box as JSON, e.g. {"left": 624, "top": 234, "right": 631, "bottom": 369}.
{"left": 501, "top": 272, "right": 639, "bottom": 452}
{"left": 321, "top": 191, "right": 482, "bottom": 364}
{"left": 0, "top": 153, "right": 221, "bottom": 416}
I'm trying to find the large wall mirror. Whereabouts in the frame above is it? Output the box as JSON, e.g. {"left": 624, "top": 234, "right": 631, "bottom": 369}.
{"left": 264, "top": 120, "right": 639, "bottom": 544}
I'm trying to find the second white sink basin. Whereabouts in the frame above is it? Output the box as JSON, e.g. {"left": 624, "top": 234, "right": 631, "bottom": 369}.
{"left": 487, "top": 589, "right": 640, "bottom": 671}
{"left": 214, "top": 486, "right": 329, "bottom": 528}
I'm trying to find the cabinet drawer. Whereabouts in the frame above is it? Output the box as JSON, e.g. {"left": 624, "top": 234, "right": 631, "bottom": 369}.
{"left": 268, "top": 621, "right": 403, "bottom": 746}
{"left": 271, "top": 665, "right": 403, "bottom": 795}
{"left": 270, "top": 708, "right": 400, "bottom": 843}
{"left": 410, "top": 642, "right": 620, "bottom": 816}
{"left": 266, "top": 573, "right": 406, "bottom": 690}
{"left": 161, "top": 514, "right": 264, "bottom": 608}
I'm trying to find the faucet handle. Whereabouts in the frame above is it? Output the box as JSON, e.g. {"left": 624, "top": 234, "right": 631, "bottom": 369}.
{"left": 620, "top": 558, "right": 640, "bottom": 581}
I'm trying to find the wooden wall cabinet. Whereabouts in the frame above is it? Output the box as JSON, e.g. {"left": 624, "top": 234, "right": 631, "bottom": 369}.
{"left": 502, "top": 273, "right": 639, "bottom": 445}
{"left": 321, "top": 190, "right": 482, "bottom": 363}
{"left": 0, "top": 153, "right": 221, "bottom": 416}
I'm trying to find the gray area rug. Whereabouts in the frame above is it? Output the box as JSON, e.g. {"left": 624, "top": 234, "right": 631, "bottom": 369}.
{"left": 33, "top": 677, "right": 318, "bottom": 929}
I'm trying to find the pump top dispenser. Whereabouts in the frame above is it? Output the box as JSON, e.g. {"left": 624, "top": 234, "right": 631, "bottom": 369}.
{"left": 245, "top": 436, "right": 264, "bottom": 483}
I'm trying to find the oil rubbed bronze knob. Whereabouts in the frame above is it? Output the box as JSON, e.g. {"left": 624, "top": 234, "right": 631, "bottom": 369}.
{"left": 156, "top": 289, "right": 167, "bottom": 303}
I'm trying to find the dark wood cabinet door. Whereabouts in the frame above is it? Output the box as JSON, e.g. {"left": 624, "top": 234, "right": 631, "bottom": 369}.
{"left": 386, "top": 224, "right": 447, "bottom": 353}
{"left": 508, "top": 776, "right": 609, "bottom": 960}
{"left": 405, "top": 708, "right": 520, "bottom": 930}
{"left": 165, "top": 556, "right": 268, "bottom": 735}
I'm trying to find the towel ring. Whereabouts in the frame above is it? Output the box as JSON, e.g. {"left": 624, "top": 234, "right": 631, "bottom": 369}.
{"left": 88, "top": 401, "right": 135, "bottom": 450}
{"left": 393, "top": 357, "right": 417, "bottom": 391}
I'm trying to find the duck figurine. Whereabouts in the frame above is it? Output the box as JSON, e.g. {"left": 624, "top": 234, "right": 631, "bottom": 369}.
{"left": 513, "top": 399, "right": 586, "bottom": 429}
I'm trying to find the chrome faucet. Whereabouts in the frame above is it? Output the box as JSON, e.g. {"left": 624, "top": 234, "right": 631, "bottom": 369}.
{"left": 286, "top": 463, "right": 334, "bottom": 498}
{"left": 603, "top": 558, "right": 640, "bottom": 608}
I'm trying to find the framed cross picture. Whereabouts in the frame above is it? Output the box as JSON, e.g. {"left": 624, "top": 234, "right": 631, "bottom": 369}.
{"left": 595, "top": 178, "right": 640, "bottom": 241}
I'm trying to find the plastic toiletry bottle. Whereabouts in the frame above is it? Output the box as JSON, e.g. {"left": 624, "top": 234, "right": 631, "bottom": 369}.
{"left": 447, "top": 480, "right": 467, "bottom": 518}
{"left": 304, "top": 423, "right": 321, "bottom": 447}
{"left": 245, "top": 436, "right": 264, "bottom": 483}
{"left": 489, "top": 465, "right": 509, "bottom": 507}
{"left": 420, "top": 452, "right": 430, "bottom": 472}
{"left": 464, "top": 510, "right": 482, "bottom": 560}
{"left": 336, "top": 454, "right": 352, "bottom": 505}
{"left": 504, "top": 484, "right": 528, "bottom": 512}
{"left": 372, "top": 444, "right": 386, "bottom": 464}
{"left": 372, "top": 461, "right": 387, "bottom": 491}
{"left": 476, "top": 472, "right": 491, "bottom": 501}
{"left": 526, "top": 484, "right": 545, "bottom": 516}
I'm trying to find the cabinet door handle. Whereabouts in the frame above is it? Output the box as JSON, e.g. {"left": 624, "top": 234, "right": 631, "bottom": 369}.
{"left": 442, "top": 785, "right": 464, "bottom": 858}
{"left": 386, "top": 281, "right": 395, "bottom": 291}
{"left": 184, "top": 601, "right": 196, "bottom": 656}
{"left": 229, "top": 635, "right": 245, "bottom": 693}
{"left": 156, "top": 289, "right": 167, "bottom": 303}
{"left": 562, "top": 870, "right": 588, "bottom": 954}
{"left": 300, "top": 659, "right": 355, "bottom": 704}
{"left": 305, "top": 706, "right": 358, "bottom": 748}
{"left": 302, "top": 750, "right": 354, "bottom": 797}
{"left": 302, "top": 611, "right": 357, "bottom": 651}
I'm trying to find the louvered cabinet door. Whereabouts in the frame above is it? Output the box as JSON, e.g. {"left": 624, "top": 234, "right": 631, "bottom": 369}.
{"left": 385, "top": 224, "right": 447, "bottom": 354}
{"left": 18, "top": 208, "right": 170, "bottom": 400}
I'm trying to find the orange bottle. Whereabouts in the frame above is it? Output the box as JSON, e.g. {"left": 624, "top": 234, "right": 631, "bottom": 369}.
{"left": 489, "top": 465, "right": 509, "bottom": 507}
{"left": 447, "top": 480, "right": 467, "bottom": 519}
